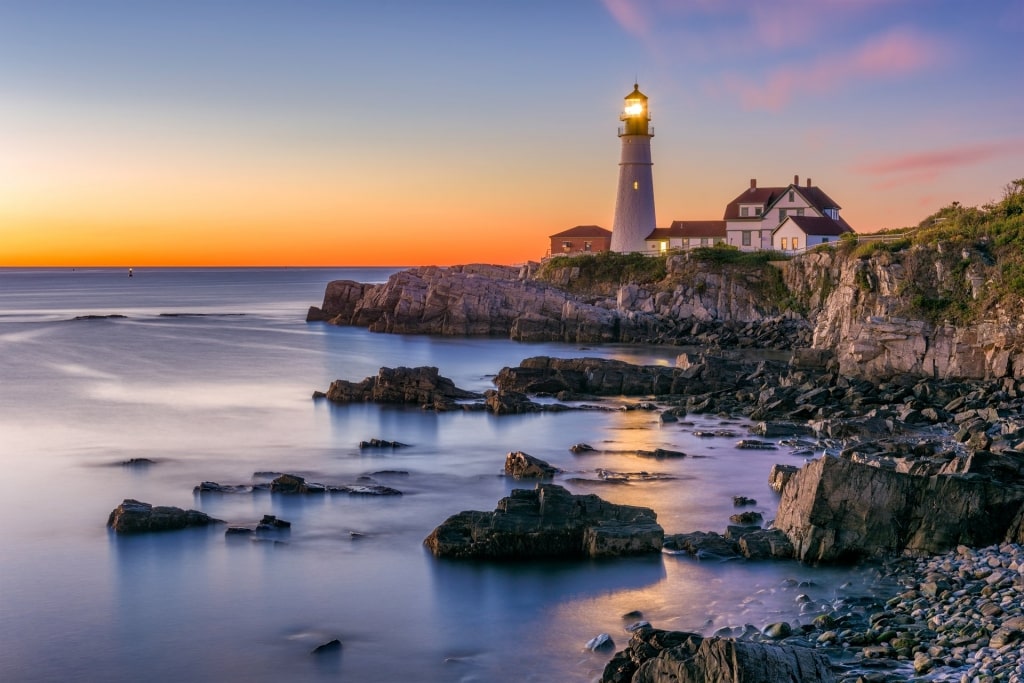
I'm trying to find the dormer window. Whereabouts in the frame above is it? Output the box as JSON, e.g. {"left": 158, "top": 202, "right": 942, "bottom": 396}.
{"left": 755, "top": 207, "right": 762, "bottom": 215}
{"left": 825, "top": 208, "right": 839, "bottom": 220}
{"left": 740, "top": 207, "right": 749, "bottom": 217}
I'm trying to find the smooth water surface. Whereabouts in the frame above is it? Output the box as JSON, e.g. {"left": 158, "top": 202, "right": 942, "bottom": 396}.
{"left": 0, "top": 268, "right": 875, "bottom": 682}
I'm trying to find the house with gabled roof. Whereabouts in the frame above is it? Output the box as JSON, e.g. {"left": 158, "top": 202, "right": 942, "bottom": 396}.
{"left": 644, "top": 220, "right": 726, "bottom": 253}
{"left": 548, "top": 225, "right": 612, "bottom": 255}
{"left": 723, "top": 176, "right": 852, "bottom": 252}
{"left": 773, "top": 214, "right": 854, "bottom": 253}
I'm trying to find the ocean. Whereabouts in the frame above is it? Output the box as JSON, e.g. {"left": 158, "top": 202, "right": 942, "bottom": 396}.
{"left": 0, "top": 267, "right": 876, "bottom": 682}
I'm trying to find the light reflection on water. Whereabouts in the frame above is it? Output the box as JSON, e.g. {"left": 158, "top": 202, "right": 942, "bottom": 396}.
{"left": 0, "top": 269, "right": 873, "bottom": 683}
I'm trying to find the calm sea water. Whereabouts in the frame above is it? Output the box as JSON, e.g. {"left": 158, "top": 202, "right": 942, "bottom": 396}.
{"left": 0, "top": 268, "right": 875, "bottom": 682}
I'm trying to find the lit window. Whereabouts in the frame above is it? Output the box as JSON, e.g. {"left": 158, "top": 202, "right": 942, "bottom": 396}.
{"left": 781, "top": 237, "right": 788, "bottom": 250}
{"left": 740, "top": 207, "right": 749, "bottom": 217}
{"left": 562, "top": 241, "right": 572, "bottom": 250}
{"left": 633, "top": 181, "right": 639, "bottom": 190}
{"left": 660, "top": 241, "right": 667, "bottom": 254}
{"left": 792, "top": 237, "right": 799, "bottom": 250}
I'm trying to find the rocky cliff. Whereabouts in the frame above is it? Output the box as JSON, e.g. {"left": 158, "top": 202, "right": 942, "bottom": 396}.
{"left": 308, "top": 257, "right": 807, "bottom": 348}
{"left": 309, "top": 237, "right": 1024, "bottom": 380}
{"left": 787, "top": 245, "right": 1024, "bottom": 380}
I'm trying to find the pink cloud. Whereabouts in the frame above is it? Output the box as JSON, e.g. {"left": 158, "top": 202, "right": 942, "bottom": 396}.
{"left": 854, "top": 139, "right": 1024, "bottom": 189}
{"left": 719, "top": 28, "right": 942, "bottom": 111}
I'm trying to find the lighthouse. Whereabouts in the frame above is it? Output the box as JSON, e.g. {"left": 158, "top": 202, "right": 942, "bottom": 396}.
{"left": 609, "top": 83, "right": 657, "bottom": 253}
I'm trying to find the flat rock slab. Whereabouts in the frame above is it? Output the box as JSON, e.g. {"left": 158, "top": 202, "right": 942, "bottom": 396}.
{"left": 107, "top": 499, "right": 221, "bottom": 534}
{"left": 424, "top": 483, "right": 663, "bottom": 559}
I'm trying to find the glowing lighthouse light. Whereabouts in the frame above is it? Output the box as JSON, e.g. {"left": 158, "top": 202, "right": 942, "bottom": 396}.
{"left": 610, "top": 83, "right": 657, "bottom": 253}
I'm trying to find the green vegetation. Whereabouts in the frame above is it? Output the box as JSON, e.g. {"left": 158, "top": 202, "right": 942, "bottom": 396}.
{"left": 863, "top": 178, "right": 1024, "bottom": 323}
{"left": 688, "top": 244, "right": 790, "bottom": 265}
{"left": 537, "top": 251, "right": 667, "bottom": 293}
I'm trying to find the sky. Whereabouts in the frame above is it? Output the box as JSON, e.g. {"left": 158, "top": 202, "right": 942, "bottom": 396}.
{"left": 1, "top": 0, "right": 1022, "bottom": 267}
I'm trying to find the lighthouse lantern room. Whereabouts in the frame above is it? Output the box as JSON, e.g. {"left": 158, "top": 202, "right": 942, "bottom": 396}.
{"left": 610, "top": 83, "right": 657, "bottom": 253}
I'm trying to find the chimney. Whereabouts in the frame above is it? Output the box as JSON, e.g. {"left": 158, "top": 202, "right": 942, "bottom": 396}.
{"left": 807, "top": 177, "right": 812, "bottom": 187}
{"left": 793, "top": 174, "right": 799, "bottom": 185}
{"left": 750, "top": 178, "right": 757, "bottom": 190}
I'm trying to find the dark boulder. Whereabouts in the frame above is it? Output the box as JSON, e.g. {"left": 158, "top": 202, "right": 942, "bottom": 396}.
{"left": 774, "top": 455, "right": 1024, "bottom": 562}
{"left": 107, "top": 499, "right": 222, "bottom": 534}
{"left": 423, "top": 484, "right": 663, "bottom": 560}
{"left": 601, "top": 626, "right": 834, "bottom": 683}
{"left": 325, "top": 366, "right": 481, "bottom": 409}
{"left": 504, "top": 451, "right": 558, "bottom": 479}
{"left": 270, "top": 473, "right": 325, "bottom": 494}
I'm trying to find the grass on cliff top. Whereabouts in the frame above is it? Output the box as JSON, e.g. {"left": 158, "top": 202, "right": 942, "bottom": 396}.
{"left": 538, "top": 251, "right": 668, "bottom": 291}
{"left": 842, "top": 178, "right": 1024, "bottom": 323}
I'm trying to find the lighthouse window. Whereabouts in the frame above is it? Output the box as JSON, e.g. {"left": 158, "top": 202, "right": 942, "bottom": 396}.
{"left": 633, "top": 181, "right": 639, "bottom": 190}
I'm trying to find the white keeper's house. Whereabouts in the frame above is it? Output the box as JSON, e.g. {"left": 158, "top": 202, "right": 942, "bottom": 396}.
{"left": 645, "top": 175, "right": 855, "bottom": 254}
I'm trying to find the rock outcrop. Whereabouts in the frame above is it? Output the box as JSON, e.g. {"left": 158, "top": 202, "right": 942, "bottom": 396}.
{"left": 787, "top": 247, "right": 1024, "bottom": 380}
{"left": 309, "top": 260, "right": 806, "bottom": 347}
{"left": 107, "top": 499, "right": 222, "bottom": 533}
{"left": 774, "top": 455, "right": 1024, "bottom": 562}
{"left": 503, "top": 451, "right": 558, "bottom": 479}
{"left": 423, "top": 483, "right": 663, "bottom": 559}
{"left": 325, "top": 366, "right": 481, "bottom": 409}
{"left": 600, "top": 626, "right": 834, "bottom": 683}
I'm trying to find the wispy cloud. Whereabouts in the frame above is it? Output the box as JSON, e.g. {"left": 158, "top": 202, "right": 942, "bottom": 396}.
{"left": 719, "top": 28, "right": 942, "bottom": 111}
{"left": 600, "top": 0, "right": 941, "bottom": 111}
{"left": 853, "top": 139, "right": 1024, "bottom": 189}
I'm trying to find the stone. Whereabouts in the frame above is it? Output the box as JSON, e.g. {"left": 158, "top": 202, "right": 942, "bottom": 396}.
{"left": 586, "top": 633, "right": 616, "bottom": 652}
{"left": 504, "top": 451, "right": 558, "bottom": 479}
{"left": 310, "top": 639, "right": 342, "bottom": 655}
{"left": 729, "top": 511, "right": 763, "bottom": 525}
{"left": 107, "top": 499, "right": 221, "bottom": 534}
{"left": 768, "top": 464, "right": 799, "bottom": 493}
{"left": 600, "top": 627, "right": 834, "bottom": 683}
{"left": 270, "top": 473, "right": 324, "bottom": 494}
{"left": 423, "top": 484, "right": 663, "bottom": 560}
{"left": 774, "top": 455, "right": 1024, "bottom": 562}
{"left": 324, "top": 365, "right": 481, "bottom": 409}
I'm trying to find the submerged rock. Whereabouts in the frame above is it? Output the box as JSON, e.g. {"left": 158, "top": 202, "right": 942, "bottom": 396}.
{"left": 423, "top": 483, "right": 663, "bottom": 560}
{"left": 107, "top": 499, "right": 221, "bottom": 534}
{"left": 310, "top": 639, "right": 342, "bottom": 655}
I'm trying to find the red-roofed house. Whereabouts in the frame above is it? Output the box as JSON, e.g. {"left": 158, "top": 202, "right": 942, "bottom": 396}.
{"left": 548, "top": 225, "right": 612, "bottom": 255}
{"left": 644, "top": 220, "right": 726, "bottom": 253}
{"left": 773, "top": 215, "right": 854, "bottom": 253}
{"left": 723, "top": 176, "right": 852, "bottom": 251}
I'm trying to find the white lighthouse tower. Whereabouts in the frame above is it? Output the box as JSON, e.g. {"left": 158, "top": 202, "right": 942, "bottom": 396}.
{"left": 610, "top": 83, "right": 657, "bottom": 253}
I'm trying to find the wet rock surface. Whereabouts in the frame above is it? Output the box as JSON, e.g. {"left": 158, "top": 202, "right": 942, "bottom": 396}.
{"left": 423, "top": 483, "right": 664, "bottom": 560}
{"left": 600, "top": 625, "right": 834, "bottom": 683}
{"left": 107, "top": 499, "right": 222, "bottom": 534}
{"left": 324, "top": 365, "right": 481, "bottom": 410}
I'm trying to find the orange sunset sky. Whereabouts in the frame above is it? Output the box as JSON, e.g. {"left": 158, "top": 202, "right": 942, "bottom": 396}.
{"left": 2, "top": 0, "right": 1023, "bottom": 267}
